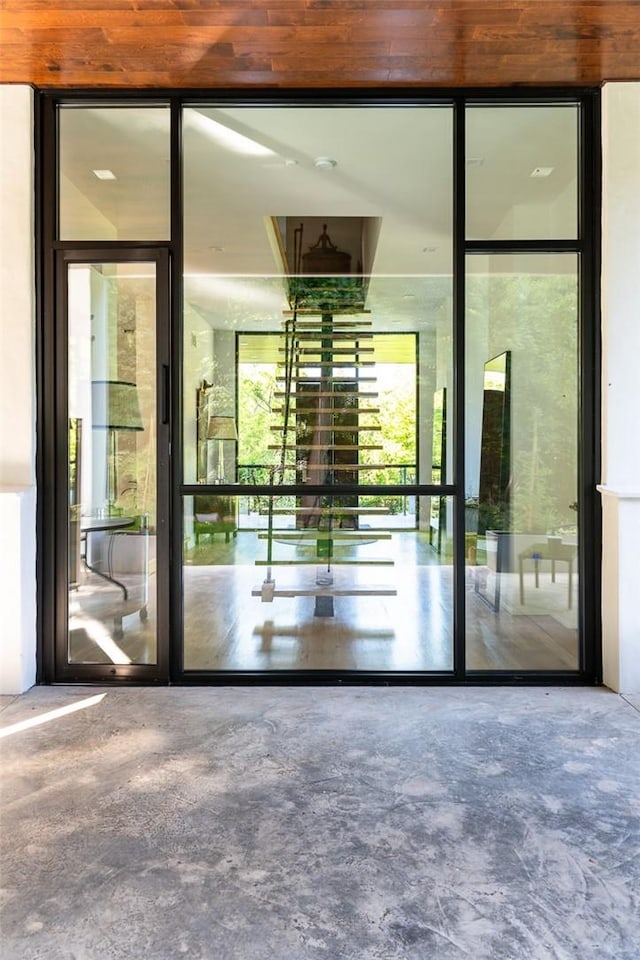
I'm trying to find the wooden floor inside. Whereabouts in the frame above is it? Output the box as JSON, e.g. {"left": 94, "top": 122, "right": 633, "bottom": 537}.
{"left": 182, "top": 530, "right": 579, "bottom": 673}
{"left": 67, "top": 530, "right": 579, "bottom": 673}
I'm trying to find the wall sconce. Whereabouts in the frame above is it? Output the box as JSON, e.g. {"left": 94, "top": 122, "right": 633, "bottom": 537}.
{"left": 207, "top": 416, "right": 237, "bottom": 483}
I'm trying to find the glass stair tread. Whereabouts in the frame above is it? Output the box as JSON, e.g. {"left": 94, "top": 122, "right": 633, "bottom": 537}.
{"left": 290, "top": 332, "right": 375, "bottom": 341}
{"left": 282, "top": 361, "right": 376, "bottom": 368}
{"left": 279, "top": 346, "right": 375, "bottom": 355}
{"left": 268, "top": 443, "right": 383, "bottom": 451}
{"left": 274, "top": 391, "right": 379, "bottom": 398}
{"left": 254, "top": 558, "right": 395, "bottom": 566}
{"left": 251, "top": 585, "right": 397, "bottom": 597}
{"left": 281, "top": 312, "right": 372, "bottom": 319}
{"left": 275, "top": 462, "right": 393, "bottom": 471}
{"left": 271, "top": 424, "right": 381, "bottom": 432}
{"left": 261, "top": 507, "right": 390, "bottom": 515}
{"left": 275, "top": 376, "right": 377, "bottom": 383}
{"left": 257, "top": 531, "right": 392, "bottom": 540}
{"left": 272, "top": 407, "right": 381, "bottom": 415}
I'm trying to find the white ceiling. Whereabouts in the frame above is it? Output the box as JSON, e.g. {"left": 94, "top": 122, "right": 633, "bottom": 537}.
{"left": 60, "top": 103, "right": 578, "bottom": 332}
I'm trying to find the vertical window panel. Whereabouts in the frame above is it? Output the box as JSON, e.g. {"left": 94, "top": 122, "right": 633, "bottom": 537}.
{"left": 67, "top": 263, "right": 158, "bottom": 665}
{"left": 465, "top": 254, "right": 579, "bottom": 671}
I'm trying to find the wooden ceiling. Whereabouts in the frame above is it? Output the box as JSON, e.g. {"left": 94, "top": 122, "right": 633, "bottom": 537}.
{"left": 1, "top": 0, "right": 639, "bottom": 90}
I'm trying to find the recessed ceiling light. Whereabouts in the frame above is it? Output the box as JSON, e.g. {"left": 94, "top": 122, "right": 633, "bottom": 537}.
{"left": 530, "top": 166, "right": 554, "bottom": 178}
{"left": 313, "top": 157, "right": 337, "bottom": 170}
{"left": 93, "top": 169, "right": 116, "bottom": 180}
{"left": 465, "top": 157, "right": 484, "bottom": 168}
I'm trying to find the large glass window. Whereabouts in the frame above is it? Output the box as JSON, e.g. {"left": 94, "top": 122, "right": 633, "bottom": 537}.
{"left": 181, "top": 105, "right": 455, "bottom": 673}
{"left": 464, "top": 254, "right": 579, "bottom": 670}
{"left": 45, "top": 93, "right": 596, "bottom": 683}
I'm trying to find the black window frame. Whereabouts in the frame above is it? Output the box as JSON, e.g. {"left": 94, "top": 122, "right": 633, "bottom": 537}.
{"left": 35, "top": 88, "right": 601, "bottom": 686}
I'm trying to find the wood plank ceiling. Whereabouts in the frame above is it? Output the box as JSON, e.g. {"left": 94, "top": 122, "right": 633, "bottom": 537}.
{"left": 1, "top": 0, "right": 639, "bottom": 90}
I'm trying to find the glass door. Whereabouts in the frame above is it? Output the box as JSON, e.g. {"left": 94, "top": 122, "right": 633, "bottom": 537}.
{"left": 56, "top": 253, "right": 169, "bottom": 679}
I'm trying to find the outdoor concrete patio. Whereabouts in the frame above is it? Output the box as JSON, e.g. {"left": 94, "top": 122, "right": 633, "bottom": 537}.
{"left": 1, "top": 685, "right": 639, "bottom": 959}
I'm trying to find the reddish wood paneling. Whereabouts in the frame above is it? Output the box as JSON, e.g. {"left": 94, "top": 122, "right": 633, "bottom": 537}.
{"left": 1, "top": 0, "right": 639, "bottom": 88}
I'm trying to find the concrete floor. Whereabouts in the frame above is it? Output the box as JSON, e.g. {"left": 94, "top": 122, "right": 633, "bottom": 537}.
{"left": 1, "top": 686, "right": 639, "bottom": 960}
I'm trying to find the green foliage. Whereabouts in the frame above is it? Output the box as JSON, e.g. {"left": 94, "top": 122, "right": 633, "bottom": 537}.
{"left": 237, "top": 356, "right": 417, "bottom": 484}
{"left": 238, "top": 365, "right": 277, "bottom": 469}
{"left": 359, "top": 380, "right": 416, "bottom": 469}
{"left": 288, "top": 277, "right": 366, "bottom": 313}
{"left": 467, "top": 270, "right": 578, "bottom": 534}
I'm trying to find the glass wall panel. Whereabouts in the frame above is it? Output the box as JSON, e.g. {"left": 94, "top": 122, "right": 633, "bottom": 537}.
{"left": 465, "top": 254, "right": 579, "bottom": 671}
{"left": 67, "top": 263, "right": 157, "bottom": 665}
{"left": 466, "top": 106, "right": 578, "bottom": 241}
{"left": 182, "top": 104, "right": 454, "bottom": 672}
{"left": 182, "top": 494, "right": 454, "bottom": 672}
{"left": 59, "top": 107, "right": 170, "bottom": 240}
{"left": 182, "top": 106, "right": 454, "bottom": 488}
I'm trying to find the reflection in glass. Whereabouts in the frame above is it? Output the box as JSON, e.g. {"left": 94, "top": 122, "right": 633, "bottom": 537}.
{"left": 466, "top": 105, "right": 578, "bottom": 241}
{"left": 429, "top": 387, "right": 447, "bottom": 553}
{"left": 67, "top": 264, "right": 157, "bottom": 665}
{"left": 477, "top": 352, "right": 511, "bottom": 536}
{"left": 237, "top": 331, "right": 419, "bottom": 491}
{"left": 182, "top": 104, "right": 454, "bottom": 491}
{"left": 182, "top": 282, "right": 453, "bottom": 492}
{"left": 182, "top": 495, "right": 453, "bottom": 672}
{"left": 59, "top": 106, "right": 171, "bottom": 240}
{"left": 465, "top": 255, "right": 579, "bottom": 670}
{"left": 181, "top": 104, "right": 456, "bottom": 672}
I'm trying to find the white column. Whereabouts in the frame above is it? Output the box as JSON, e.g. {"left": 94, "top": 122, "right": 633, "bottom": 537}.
{"left": 599, "top": 82, "right": 640, "bottom": 693}
{"left": 0, "top": 85, "right": 36, "bottom": 694}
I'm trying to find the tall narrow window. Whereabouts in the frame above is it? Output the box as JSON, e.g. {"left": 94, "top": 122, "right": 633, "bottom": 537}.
{"left": 67, "top": 263, "right": 158, "bottom": 665}
{"left": 465, "top": 254, "right": 579, "bottom": 670}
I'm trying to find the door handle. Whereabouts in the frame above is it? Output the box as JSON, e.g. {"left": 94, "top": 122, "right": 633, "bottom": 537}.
{"left": 161, "top": 364, "right": 170, "bottom": 424}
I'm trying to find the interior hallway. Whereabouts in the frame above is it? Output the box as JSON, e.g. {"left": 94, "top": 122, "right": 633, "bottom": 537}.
{"left": 1, "top": 685, "right": 639, "bottom": 960}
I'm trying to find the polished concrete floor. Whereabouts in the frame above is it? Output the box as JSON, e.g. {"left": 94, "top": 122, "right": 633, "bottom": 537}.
{"left": 1, "top": 685, "right": 639, "bottom": 960}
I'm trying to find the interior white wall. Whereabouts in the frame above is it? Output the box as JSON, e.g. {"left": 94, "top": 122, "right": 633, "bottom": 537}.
{"left": 418, "top": 329, "right": 437, "bottom": 533}
{"left": 465, "top": 261, "right": 490, "bottom": 501}
{"left": 60, "top": 173, "right": 117, "bottom": 240}
{"left": 211, "top": 329, "right": 236, "bottom": 482}
{"left": 183, "top": 302, "right": 214, "bottom": 499}
{"left": 599, "top": 81, "right": 640, "bottom": 694}
{"left": 0, "top": 85, "right": 36, "bottom": 694}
